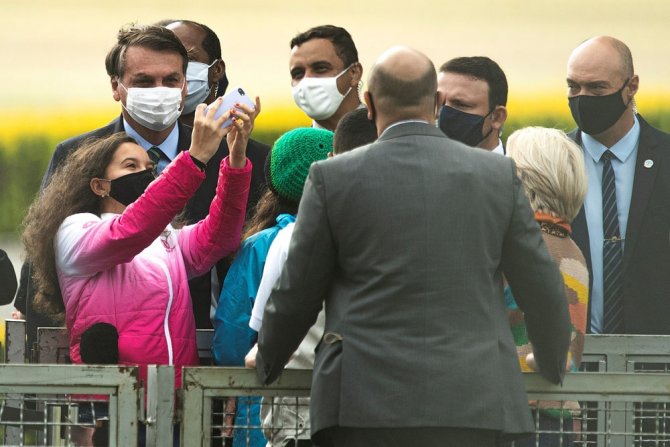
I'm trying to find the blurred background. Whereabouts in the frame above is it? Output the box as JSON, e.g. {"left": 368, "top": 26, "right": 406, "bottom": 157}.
{"left": 2, "top": 0, "right": 670, "bottom": 316}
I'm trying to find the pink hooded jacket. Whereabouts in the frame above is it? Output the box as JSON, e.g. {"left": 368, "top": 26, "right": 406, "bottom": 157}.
{"left": 55, "top": 151, "right": 251, "bottom": 387}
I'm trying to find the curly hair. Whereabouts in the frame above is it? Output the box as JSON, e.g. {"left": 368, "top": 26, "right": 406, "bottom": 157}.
{"left": 242, "top": 188, "right": 298, "bottom": 241}
{"left": 22, "top": 133, "right": 136, "bottom": 321}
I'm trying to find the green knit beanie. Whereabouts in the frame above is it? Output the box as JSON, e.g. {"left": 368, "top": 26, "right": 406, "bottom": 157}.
{"left": 267, "top": 127, "right": 333, "bottom": 203}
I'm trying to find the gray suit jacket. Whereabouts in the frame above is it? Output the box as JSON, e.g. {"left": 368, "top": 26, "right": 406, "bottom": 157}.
{"left": 256, "top": 122, "right": 570, "bottom": 440}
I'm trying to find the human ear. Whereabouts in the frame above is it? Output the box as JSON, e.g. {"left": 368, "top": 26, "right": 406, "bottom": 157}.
{"left": 349, "top": 62, "right": 363, "bottom": 88}
{"left": 364, "top": 91, "right": 375, "bottom": 120}
{"left": 490, "top": 105, "right": 508, "bottom": 132}
{"left": 435, "top": 91, "right": 446, "bottom": 119}
{"left": 90, "top": 178, "right": 110, "bottom": 198}
{"left": 211, "top": 59, "right": 226, "bottom": 84}
{"left": 626, "top": 75, "right": 639, "bottom": 101}
{"left": 111, "top": 76, "right": 121, "bottom": 102}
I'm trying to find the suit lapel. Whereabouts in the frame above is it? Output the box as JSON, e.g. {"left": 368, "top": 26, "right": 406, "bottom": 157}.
{"left": 623, "top": 117, "right": 661, "bottom": 269}
{"left": 176, "top": 121, "right": 193, "bottom": 153}
{"left": 112, "top": 115, "right": 125, "bottom": 133}
{"left": 569, "top": 129, "right": 592, "bottom": 266}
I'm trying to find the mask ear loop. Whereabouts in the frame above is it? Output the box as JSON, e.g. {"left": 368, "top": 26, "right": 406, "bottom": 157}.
{"left": 336, "top": 63, "right": 357, "bottom": 99}
{"left": 207, "top": 59, "right": 220, "bottom": 98}
{"left": 477, "top": 107, "right": 497, "bottom": 146}
{"left": 619, "top": 78, "right": 634, "bottom": 109}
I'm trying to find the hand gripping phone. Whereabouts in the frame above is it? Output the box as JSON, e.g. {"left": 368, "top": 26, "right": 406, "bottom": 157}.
{"left": 205, "top": 87, "right": 256, "bottom": 128}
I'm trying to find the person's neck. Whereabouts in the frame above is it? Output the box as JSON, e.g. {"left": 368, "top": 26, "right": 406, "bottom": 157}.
{"left": 591, "top": 109, "right": 635, "bottom": 149}
{"left": 100, "top": 198, "right": 125, "bottom": 215}
{"left": 123, "top": 111, "right": 175, "bottom": 146}
{"left": 315, "top": 95, "right": 361, "bottom": 131}
{"left": 479, "top": 134, "right": 499, "bottom": 151}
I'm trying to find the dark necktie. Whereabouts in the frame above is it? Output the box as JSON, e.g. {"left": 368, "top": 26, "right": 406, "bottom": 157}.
{"left": 147, "top": 146, "right": 167, "bottom": 173}
{"left": 601, "top": 150, "right": 624, "bottom": 333}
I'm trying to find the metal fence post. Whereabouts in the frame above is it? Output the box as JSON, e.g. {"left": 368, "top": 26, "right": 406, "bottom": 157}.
{"left": 181, "top": 368, "right": 205, "bottom": 447}
{"left": 3, "top": 319, "right": 26, "bottom": 446}
{"left": 146, "top": 365, "right": 175, "bottom": 447}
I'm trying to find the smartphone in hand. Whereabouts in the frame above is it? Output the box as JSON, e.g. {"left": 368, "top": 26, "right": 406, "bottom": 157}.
{"left": 205, "top": 87, "right": 256, "bottom": 128}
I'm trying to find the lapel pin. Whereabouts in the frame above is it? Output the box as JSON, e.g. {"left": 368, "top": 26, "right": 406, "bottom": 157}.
{"left": 644, "top": 159, "right": 654, "bottom": 168}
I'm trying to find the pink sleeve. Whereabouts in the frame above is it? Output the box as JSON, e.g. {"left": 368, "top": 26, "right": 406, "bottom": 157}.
{"left": 55, "top": 152, "right": 206, "bottom": 276}
{"left": 178, "top": 156, "right": 252, "bottom": 278}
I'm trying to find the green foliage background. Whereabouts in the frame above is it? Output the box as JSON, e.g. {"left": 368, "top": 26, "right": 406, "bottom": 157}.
{"left": 2, "top": 111, "right": 670, "bottom": 235}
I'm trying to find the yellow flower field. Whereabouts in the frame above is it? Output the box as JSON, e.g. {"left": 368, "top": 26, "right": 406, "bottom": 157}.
{"left": 1, "top": 91, "right": 670, "bottom": 149}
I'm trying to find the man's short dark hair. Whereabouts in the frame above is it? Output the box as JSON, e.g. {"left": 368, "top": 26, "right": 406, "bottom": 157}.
{"left": 105, "top": 24, "right": 189, "bottom": 78}
{"left": 155, "top": 20, "right": 229, "bottom": 94}
{"left": 333, "top": 108, "right": 377, "bottom": 154}
{"left": 290, "top": 25, "right": 359, "bottom": 67}
{"left": 440, "top": 56, "right": 508, "bottom": 109}
{"left": 156, "top": 19, "right": 222, "bottom": 62}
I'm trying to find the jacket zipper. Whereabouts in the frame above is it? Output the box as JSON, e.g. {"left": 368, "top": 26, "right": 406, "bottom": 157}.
{"left": 155, "top": 259, "right": 174, "bottom": 365}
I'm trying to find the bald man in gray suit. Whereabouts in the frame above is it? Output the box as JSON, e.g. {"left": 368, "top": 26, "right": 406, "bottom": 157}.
{"left": 256, "top": 46, "right": 570, "bottom": 447}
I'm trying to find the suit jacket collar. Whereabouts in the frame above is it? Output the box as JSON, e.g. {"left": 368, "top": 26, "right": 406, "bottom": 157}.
{"left": 108, "top": 115, "right": 125, "bottom": 134}
{"left": 176, "top": 121, "right": 193, "bottom": 153}
{"left": 377, "top": 121, "right": 444, "bottom": 142}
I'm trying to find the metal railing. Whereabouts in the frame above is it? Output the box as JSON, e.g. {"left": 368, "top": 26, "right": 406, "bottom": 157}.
{"left": 4, "top": 319, "right": 670, "bottom": 446}
{"left": 179, "top": 367, "right": 312, "bottom": 447}
{"left": 582, "top": 334, "right": 670, "bottom": 372}
{"left": 0, "top": 364, "right": 140, "bottom": 446}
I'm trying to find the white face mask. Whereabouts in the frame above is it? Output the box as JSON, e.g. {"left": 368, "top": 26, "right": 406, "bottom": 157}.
{"left": 183, "top": 60, "right": 217, "bottom": 115}
{"left": 119, "top": 81, "right": 184, "bottom": 131}
{"left": 292, "top": 64, "right": 354, "bottom": 120}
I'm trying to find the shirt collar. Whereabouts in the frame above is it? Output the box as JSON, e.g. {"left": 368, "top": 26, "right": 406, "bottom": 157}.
{"left": 492, "top": 138, "right": 505, "bottom": 155}
{"left": 582, "top": 115, "right": 640, "bottom": 163}
{"left": 122, "top": 118, "right": 180, "bottom": 160}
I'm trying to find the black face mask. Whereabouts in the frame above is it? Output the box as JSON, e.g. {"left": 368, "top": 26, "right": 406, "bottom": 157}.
{"left": 568, "top": 80, "right": 629, "bottom": 135}
{"left": 438, "top": 105, "right": 493, "bottom": 147}
{"left": 108, "top": 169, "right": 156, "bottom": 206}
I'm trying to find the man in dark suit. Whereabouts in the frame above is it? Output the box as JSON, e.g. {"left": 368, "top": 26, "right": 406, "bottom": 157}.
{"left": 30, "top": 24, "right": 268, "bottom": 332}
{"left": 256, "top": 46, "right": 570, "bottom": 447}
{"left": 568, "top": 36, "right": 670, "bottom": 335}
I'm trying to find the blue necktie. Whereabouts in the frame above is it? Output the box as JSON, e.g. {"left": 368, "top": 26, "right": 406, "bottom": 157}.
{"left": 147, "top": 146, "right": 169, "bottom": 173}
{"left": 601, "top": 150, "right": 624, "bottom": 333}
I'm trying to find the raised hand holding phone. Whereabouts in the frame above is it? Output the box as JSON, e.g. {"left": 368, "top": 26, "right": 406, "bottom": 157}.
{"left": 189, "top": 98, "right": 235, "bottom": 167}
{"left": 223, "top": 90, "right": 260, "bottom": 166}
{"left": 205, "top": 87, "right": 256, "bottom": 128}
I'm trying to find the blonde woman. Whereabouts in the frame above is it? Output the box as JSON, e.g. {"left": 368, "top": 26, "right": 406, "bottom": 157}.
{"left": 505, "top": 127, "right": 589, "bottom": 447}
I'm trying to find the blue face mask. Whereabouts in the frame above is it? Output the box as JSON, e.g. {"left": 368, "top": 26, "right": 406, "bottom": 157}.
{"left": 438, "top": 105, "right": 493, "bottom": 147}
{"left": 183, "top": 60, "right": 217, "bottom": 115}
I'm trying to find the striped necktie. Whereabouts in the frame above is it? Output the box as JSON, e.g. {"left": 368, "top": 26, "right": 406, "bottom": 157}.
{"left": 601, "top": 150, "right": 624, "bottom": 333}
{"left": 147, "top": 146, "right": 168, "bottom": 173}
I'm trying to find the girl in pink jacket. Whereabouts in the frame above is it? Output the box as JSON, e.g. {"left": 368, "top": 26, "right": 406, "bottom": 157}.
{"left": 23, "top": 100, "right": 253, "bottom": 389}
